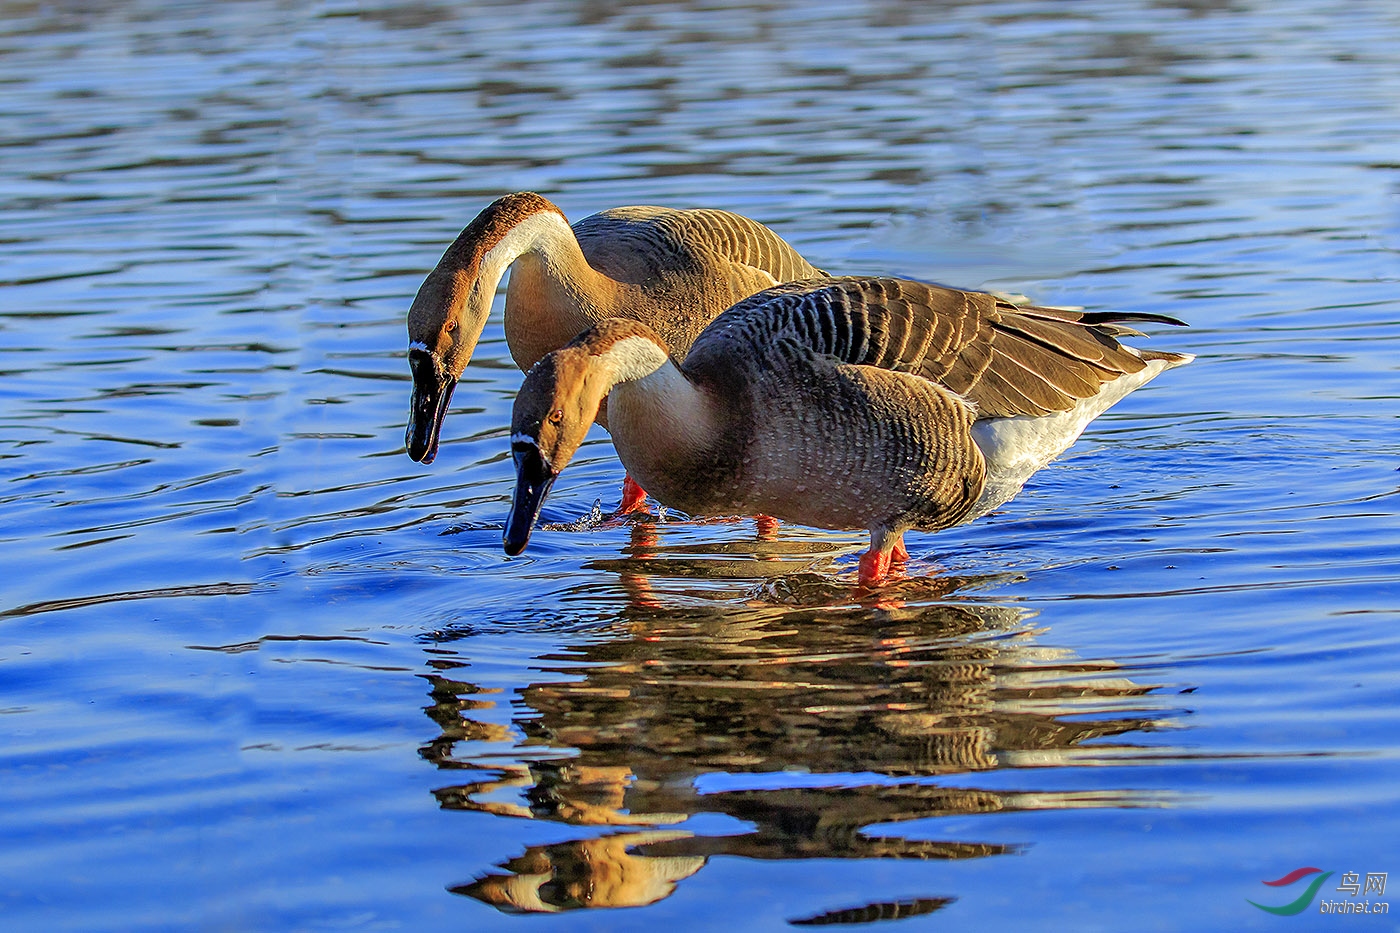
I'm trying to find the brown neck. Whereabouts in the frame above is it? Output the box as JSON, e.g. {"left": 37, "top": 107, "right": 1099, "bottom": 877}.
{"left": 503, "top": 242, "right": 626, "bottom": 371}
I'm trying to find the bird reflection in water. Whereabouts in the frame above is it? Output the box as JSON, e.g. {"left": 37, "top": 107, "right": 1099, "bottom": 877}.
{"left": 423, "top": 526, "right": 1184, "bottom": 917}
{"left": 453, "top": 830, "right": 705, "bottom": 913}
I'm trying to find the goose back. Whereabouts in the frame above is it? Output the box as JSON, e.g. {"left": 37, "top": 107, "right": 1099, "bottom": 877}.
{"left": 683, "top": 276, "right": 1180, "bottom": 418}
{"left": 573, "top": 205, "right": 823, "bottom": 287}
{"left": 518, "top": 204, "right": 826, "bottom": 363}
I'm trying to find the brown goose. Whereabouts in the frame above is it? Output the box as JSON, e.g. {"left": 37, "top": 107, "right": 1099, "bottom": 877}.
{"left": 502, "top": 276, "right": 1192, "bottom": 585}
{"left": 404, "top": 192, "right": 823, "bottom": 514}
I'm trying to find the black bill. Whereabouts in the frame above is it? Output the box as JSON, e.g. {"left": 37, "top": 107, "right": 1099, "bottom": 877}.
{"left": 504, "top": 441, "right": 557, "bottom": 556}
{"left": 405, "top": 349, "right": 456, "bottom": 464}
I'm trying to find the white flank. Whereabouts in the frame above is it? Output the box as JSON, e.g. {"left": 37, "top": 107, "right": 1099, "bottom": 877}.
{"left": 968, "top": 353, "right": 1192, "bottom": 518}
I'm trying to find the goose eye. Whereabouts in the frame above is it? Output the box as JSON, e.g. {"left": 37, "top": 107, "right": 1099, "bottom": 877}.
{"left": 444, "top": 319, "right": 456, "bottom": 333}
{"left": 547, "top": 408, "right": 564, "bottom": 424}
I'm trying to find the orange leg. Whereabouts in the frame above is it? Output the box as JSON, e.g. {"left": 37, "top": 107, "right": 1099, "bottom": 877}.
{"left": 617, "top": 474, "right": 649, "bottom": 514}
{"left": 892, "top": 538, "right": 909, "bottom": 562}
{"left": 754, "top": 514, "right": 780, "bottom": 541}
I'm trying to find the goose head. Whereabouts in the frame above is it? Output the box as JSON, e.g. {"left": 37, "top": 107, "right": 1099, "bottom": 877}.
{"left": 503, "top": 320, "right": 672, "bottom": 555}
{"left": 503, "top": 344, "right": 614, "bottom": 555}
{"left": 405, "top": 193, "right": 566, "bottom": 463}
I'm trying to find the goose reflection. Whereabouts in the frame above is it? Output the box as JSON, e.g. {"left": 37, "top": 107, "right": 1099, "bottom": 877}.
{"left": 424, "top": 544, "right": 1183, "bottom": 917}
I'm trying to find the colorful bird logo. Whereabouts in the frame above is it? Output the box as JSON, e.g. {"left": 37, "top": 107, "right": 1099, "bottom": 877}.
{"left": 1248, "top": 867, "right": 1334, "bottom": 915}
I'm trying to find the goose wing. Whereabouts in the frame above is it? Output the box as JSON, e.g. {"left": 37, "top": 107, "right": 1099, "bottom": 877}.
{"left": 686, "top": 276, "right": 1186, "bottom": 418}
{"left": 572, "top": 206, "right": 824, "bottom": 286}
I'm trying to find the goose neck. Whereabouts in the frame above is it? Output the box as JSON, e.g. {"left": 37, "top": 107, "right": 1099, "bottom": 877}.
{"left": 604, "top": 339, "right": 720, "bottom": 476}
{"left": 501, "top": 214, "right": 625, "bottom": 369}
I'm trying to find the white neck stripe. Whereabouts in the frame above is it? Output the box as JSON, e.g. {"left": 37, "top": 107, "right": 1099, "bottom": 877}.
{"left": 478, "top": 210, "right": 573, "bottom": 285}
{"left": 600, "top": 334, "right": 669, "bottom": 383}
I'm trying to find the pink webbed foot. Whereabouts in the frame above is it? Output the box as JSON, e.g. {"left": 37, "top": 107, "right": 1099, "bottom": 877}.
{"left": 858, "top": 548, "right": 892, "bottom": 587}
{"left": 857, "top": 530, "right": 907, "bottom": 587}
{"left": 754, "top": 514, "right": 780, "bottom": 541}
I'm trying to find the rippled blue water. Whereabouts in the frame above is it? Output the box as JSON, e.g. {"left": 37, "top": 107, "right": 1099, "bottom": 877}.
{"left": 2, "top": 1, "right": 1398, "bottom": 930}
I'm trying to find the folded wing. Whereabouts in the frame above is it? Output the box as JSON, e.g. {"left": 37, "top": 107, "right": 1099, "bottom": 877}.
{"left": 687, "top": 276, "right": 1186, "bottom": 418}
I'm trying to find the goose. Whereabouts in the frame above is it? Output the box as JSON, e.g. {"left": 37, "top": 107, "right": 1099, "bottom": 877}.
{"left": 502, "top": 276, "right": 1192, "bottom": 585}
{"left": 404, "top": 191, "right": 823, "bottom": 512}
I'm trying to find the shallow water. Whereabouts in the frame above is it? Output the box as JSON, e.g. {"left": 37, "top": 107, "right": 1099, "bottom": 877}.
{"left": 2, "top": 1, "right": 1399, "bottom": 930}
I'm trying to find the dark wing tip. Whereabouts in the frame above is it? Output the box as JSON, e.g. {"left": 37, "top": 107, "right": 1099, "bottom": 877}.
{"left": 1078, "top": 310, "right": 1189, "bottom": 328}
